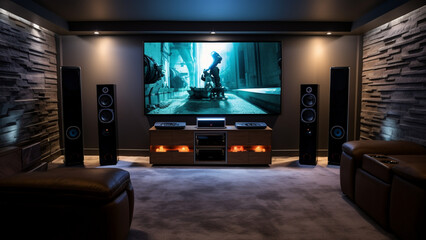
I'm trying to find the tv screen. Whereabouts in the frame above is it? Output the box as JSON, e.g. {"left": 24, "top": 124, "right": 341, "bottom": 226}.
{"left": 144, "top": 41, "right": 282, "bottom": 115}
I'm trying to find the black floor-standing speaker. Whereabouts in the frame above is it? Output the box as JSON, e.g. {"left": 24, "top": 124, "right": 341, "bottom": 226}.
{"left": 97, "top": 84, "right": 118, "bottom": 165}
{"left": 61, "top": 66, "right": 84, "bottom": 166}
{"left": 328, "top": 67, "right": 349, "bottom": 165}
{"left": 299, "top": 84, "right": 318, "bottom": 165}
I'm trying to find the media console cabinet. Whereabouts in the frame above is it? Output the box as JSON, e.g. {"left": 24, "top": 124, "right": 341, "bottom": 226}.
{"left": 149, "top": 125, "right": 272, "bottom": 165}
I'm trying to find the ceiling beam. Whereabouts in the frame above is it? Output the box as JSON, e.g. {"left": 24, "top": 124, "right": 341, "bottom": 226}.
{"left": 68, "top": 21, "right": 352, "bottom": 34}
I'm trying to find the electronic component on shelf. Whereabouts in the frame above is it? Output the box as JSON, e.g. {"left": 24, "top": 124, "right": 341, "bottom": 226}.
{"left": 154, "top": 122, "right": 186, "bottom": 129}
{"left": 235, "top": 122, "right": 267, "bottom": 129}
{"left": 197, "top": 117, "right": 226, "bottom": 128}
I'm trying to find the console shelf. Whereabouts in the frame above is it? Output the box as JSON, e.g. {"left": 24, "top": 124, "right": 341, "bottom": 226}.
{"left": 149, "top": 125, "right": 272, "bottom": 165}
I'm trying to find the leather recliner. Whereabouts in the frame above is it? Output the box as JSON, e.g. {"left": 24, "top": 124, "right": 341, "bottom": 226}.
{"left": 0, "top": 167, "right": 134, "bottom": 240}
{"left": 340, "top": 140, "right": 426, "bottom": 200}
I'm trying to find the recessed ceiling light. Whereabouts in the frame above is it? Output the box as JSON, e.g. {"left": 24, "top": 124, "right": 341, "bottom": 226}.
{"left": 211, "top": 31, "right": 216, "bottom": 35}
{"left": 326, "top": 32, "right": 332, "bottom": 35}
{"left": 94, "top": 31, "right": 100, "bottom": 35}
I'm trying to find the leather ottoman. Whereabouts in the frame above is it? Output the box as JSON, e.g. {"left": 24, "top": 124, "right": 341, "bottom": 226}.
{"left": 0, "top": 167, "right": 134, "bottom": 240}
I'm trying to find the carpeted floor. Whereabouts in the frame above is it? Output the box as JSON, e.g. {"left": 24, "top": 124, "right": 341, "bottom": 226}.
{"left": 49, "top": 156, "right": 397, "bottom": 240}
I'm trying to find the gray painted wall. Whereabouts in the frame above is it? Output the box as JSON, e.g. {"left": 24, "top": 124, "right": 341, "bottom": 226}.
{"left": 60, "top": 34, "right": 361, "bottom": 154}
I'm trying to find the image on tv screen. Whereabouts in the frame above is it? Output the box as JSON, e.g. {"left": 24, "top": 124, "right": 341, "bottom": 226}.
{"left": 144, "top": 42, "right": 282, "bottom": 115}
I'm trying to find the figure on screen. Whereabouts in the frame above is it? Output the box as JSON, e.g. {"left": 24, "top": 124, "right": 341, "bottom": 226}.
{"left": 201, "top": 51, "right": 226, "bottom": 99}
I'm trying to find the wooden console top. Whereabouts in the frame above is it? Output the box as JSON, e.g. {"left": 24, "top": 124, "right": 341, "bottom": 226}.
{"left": 150, "top": 125, "right": 272, "bottom": 131}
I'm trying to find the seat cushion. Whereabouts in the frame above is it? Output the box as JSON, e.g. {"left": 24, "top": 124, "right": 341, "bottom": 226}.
{"left": 390, "top": 155, "right": 426, "bottom": 189}
{"left": 0, "top": 167, "right": 131, "bottom": 203}
{"left": 362, "top": 154, "right": 399, "bottom": 183}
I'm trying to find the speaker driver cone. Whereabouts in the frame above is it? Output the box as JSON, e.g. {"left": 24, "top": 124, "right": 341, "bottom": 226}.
{"left": 301, "top": 94, "right": 316, "bottom": 107}
{"left": 301, "top": 108, "right": 316, "bottom": 123}
{"left": 66, "top": 126, "right": 81, "bottom": 140}
{"left": 99, "top": 109, "right": 114, "bottom": 123}
{"left": 330, "top": 125, "right": 345, "bottom": 139}
{"left": 98, "top": 94, "right": 113, "bottom": 108}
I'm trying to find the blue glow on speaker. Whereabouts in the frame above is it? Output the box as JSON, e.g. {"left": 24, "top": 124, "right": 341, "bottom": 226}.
{"left": 333, "top": 128, "right": 343, "bottom": 137}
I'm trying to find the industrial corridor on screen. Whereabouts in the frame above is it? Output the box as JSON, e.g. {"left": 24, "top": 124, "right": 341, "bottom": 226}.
{"left": 144, "top": 42, "right": 282, "bottom": 115}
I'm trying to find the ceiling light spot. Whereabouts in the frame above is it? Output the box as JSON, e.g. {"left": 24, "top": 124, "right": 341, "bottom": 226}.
{"left": 211, "top": 31, "right": 216, "bottom": 35}
{"left": 94, "top": 31, "right": 100, "bottom": 35}
{"left": 326, "top": 32, "right": 332, "bottom": 35}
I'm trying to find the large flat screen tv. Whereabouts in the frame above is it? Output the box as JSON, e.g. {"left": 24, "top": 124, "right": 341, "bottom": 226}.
{"left": 144, "top": 41, "right": 282, "bottom": 115}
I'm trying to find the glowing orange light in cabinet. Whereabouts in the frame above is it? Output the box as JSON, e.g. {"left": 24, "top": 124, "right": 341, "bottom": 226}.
{"left": 155, "top": 146, "right": 166, "bottom": 152}
{"left": 178, "top": 146, "right": 190, "bottom": 152}
{"left": 230, "top": 145, "right": 245, "bottom": 152}
{"left": 254, "top": 146, "right": 266, "bottom": 152}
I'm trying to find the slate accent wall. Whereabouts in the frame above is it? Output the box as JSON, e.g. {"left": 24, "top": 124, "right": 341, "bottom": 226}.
{"left": 0, "top": 9, "right": 60, "bottom": 161}
{"left": 361, "top": 6, "right": 426, "bottom": 146}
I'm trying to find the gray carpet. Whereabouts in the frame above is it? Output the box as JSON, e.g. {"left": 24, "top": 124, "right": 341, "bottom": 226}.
{"left": 50, "top": 156, "right": 397, "bottom": 240}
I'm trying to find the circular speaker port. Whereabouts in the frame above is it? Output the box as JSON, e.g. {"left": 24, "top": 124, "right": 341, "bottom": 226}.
{"left": 66, "top": 126, "right": 81, "bottom": 140}
{"left": 330, "top": 125, "right": 345, "bottom": 139}
{"left": 301, "top": 93, "right": 316, "bottom": 107}
{"left": 99, "top": 109, "right": 114, "bottom": 123}
{"left": 301, "top": 108, "right": 316, "bottom": 123}
{"left": 102, "top": 87, "right": 109, "bottom": 93}
{"left": 98, "top": 94, "right": 113, "bottom": 108}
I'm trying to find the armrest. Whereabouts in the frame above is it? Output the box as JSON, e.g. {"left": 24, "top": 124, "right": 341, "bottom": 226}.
{"left": 343, "top": 140, "right": 426, "bottom": 166}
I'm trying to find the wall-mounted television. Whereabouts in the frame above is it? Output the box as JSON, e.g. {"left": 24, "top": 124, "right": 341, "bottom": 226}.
{"left": 144, "top": 41, "right": 282, "bottom": 115}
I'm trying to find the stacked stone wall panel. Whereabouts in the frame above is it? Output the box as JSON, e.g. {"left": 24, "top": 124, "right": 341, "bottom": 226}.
{"left": 0, "top": 10, "right": 59, "bottom": 160}
{"left": 361, "top": 6, "right": 426, "bottom": 146}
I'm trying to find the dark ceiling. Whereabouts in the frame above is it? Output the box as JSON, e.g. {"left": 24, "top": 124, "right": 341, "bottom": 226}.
{"left": 33, "top": 0, "right": 385, "bottom": 22}
{"left": 0, "top": 0, "right": 425, "bottom": 35}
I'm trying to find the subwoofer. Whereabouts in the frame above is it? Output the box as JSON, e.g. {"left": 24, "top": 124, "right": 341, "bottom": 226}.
{"left": 61, "top": 66, "right": 84, "bottom": 166}
{"left": 97, "top": 84, "right": 118, "bottom": 165}
{"left": 328, "top": 67, "right": 349, "bottom": 165}
{"left": 299, "top": 84, "right": 318, "bottom": 165}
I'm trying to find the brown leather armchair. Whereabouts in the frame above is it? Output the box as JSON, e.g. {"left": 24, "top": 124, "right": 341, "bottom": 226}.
{"left": 0, "top": 167, "right": 134, "bottom": 240}
{"left": 340, "top": 140, "right": 426, "bottom": 200}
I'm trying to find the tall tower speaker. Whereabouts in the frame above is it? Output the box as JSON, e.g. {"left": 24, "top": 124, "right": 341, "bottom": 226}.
{"left": 97, "top": 84, "right": 118, "bottom": 165}
{"left": 299, "top": 84, "right": 318, "bottom": 165}
{"left": 61, "top": 66, "right": 84, "bottom": 166}
{"left": 328, "top": 67, "right": 349, "bottom": 165}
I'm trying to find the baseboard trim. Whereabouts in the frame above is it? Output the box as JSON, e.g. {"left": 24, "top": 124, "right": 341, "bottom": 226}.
{"left": 42, "top": 149, "right": 61, "bottom": 163}
{"left": 272, "top": 149, "right": 328, "bottom": 157}
{"left": 59, "top": 148, "right": 328, "bottom": 157}
{"left": 81, "top": 148, "right": 150, "bottom": 156}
